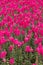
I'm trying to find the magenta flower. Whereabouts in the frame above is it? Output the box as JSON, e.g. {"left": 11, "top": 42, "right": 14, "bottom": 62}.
{"left": 8, "top": 45, "right": 14, "bottom": 52}
{"left": 0, "top": 50, "right": 7, "bottom": 59}
{"left": 14, "top": 28, "right": 20, "bottom": 36}
{"left": 9, "top": 57, "right": 15, "bottom": 65}
{"left": 25, "top": 46, "right": 33, "bottom": 53}
{"left": 36, "top": 43, "right": 43, "bottom": 56}
{"left": 32, "top": 63, "right": 36, "bottom": 65}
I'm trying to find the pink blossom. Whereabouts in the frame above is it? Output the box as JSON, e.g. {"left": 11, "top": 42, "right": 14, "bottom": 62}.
{"left": 8, "top": 45, "right": 14, "bottom": 52}
{"left": 9, "top": 57, "right": 15, "bottom": 65}
{"left": 0, "top": 37, "right": 7, "bottom": 45}
{"left": 0, "top": 51, "right": 7, "bottom": 59}
{"left": 25, "top": 46, "right": 32, "bottom": 53}
{"left": 36, "top": 43, "right": 43, "bottom": 56}
{"left": 32, "top": 63, "right": 36, "bottom": 65}
{"left": 2, "top": 58, "right": 6, "bottom": 62}
{"left": 14, "top": 28, "right": 20, "bottom": 36}
{"left": 24, "top": 37, "right": 29, "bottom": 43}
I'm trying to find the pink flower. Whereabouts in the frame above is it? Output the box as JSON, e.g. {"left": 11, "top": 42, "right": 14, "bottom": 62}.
{"left": 9, "top": 37, "right": 15, "bottom": 43}
{"left": 39, "top": 29, "right": 43, "bottom": 36}
{"left": 25, "top": 46, "right": 32, "bottom": 53}
{"left": 32, "top": 26, "right": 39, "bottom": 33}
{"left": 0, "top": 37, "right": 7, "bottom": 45}
{"left": 17, "top": 41, "right": 23, "bottom": 48}
{"left": 34, "top": 38, "right": 42, "bottom": 45}
{"left": 2, "top": 58, "right": 6, "bottom": 62}
{"left": 20, "top": 21, "right": 29, "bottom": 28}
{"left": 36, "top": 43, "right": 43, "bottom": 56}
{"left": 32, "top": 63, "right": 36, "bottom": 65}
{"left": 8, "top": 45, "right": 14, "bottom": 52}
{"left": 9, "top": 57, "right": 15, "bottom": 65}
{"left": 4, "top": 29, "right": 11, "bottom": 37}
{"left": 13, "top": 39, "right": 19, "bottom": 45}
{"left": 21, "top": 30, "right": 25, "bottom": 35}
{"left": 24, "top": 37, "right": 29, "bottom": 43}
{"left": 14, "top": 28, "right": 20, "bottom": 36}
{"left": 0, "top": 51, "right": 7, "bottom": 59}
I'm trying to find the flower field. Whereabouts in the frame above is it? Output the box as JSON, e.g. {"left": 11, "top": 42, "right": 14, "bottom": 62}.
{"left": 0, "top": 0, "right": 43, "bottom": 65}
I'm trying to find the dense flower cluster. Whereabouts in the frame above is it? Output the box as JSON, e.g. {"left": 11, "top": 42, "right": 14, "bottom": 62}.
{"left": 0, "top": 0, "right": 43, "bottom": 65}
